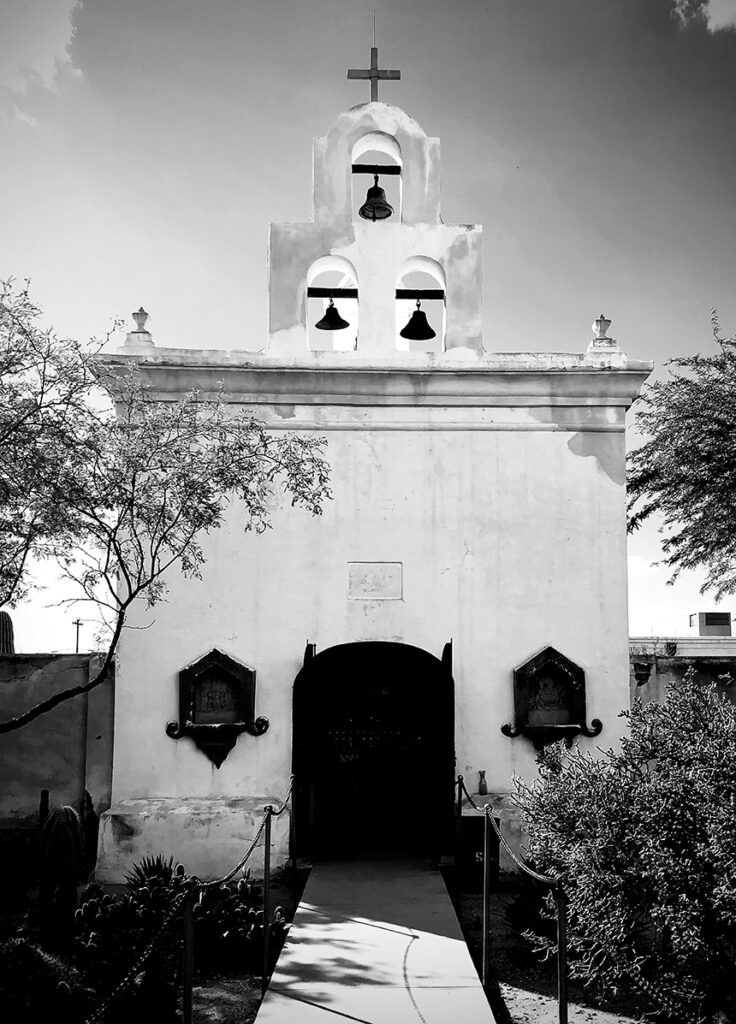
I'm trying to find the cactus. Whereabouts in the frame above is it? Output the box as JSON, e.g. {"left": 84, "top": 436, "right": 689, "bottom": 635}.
{"left": 124, "top": 853, "right": 177, "bottom": 889}
{"left": 0, "top": 610, "right": 14, "bottom": 654}
{"left": 0, "top": 938, "right": 92, "bottom": 1021}
{"left": 38, "top": 806, "right": 85, "bottom": 944}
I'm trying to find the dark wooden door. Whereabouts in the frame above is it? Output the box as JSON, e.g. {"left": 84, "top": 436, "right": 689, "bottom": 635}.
{"left": 292, "top": 641, "right": 454, "bottom": 859}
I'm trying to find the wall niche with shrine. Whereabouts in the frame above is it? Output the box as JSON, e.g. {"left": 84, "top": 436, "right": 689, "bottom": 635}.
{"left": 501, "top": 645, "right": 602, "bottom": 750}
{"left": 166, "top": 649, "right": 269, "bottom": 768}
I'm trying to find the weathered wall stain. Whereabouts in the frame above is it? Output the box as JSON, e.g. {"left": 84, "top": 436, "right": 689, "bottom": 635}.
{"left": 567, "top": 431, "right": 625, "bottom": 485}
{"left": 111, "top": 814, "right": 138, "bottom": 843}
{"left": 272, "top": 404, "right": 296, "bottom": 419}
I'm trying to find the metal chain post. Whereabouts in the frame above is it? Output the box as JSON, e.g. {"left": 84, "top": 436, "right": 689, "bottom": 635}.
{"left": 182, "top": 891, "right": 194, "bottom": 1024}
{"left": 556, "top": 883, "right": 568, "bottom": 1024}
{"left": 456, "top": 774, "right": 464, "bottom": 874}
{"left": 262, "top": 805, "right": 273, "bottom": 997}
{"left": 456, "top": 777, "right": 569, "bottom": 1024}
{"left": 481, "top": 805, "right": 492, "bottom": 991}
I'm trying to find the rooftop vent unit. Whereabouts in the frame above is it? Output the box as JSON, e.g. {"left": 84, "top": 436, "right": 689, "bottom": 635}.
{"left": 689, "top": 612, "right": 732, "bottom": 637}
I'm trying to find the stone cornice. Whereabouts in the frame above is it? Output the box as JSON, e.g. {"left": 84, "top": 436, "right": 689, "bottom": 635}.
{"left": 96, "top": 348, "right": 653, "bottom": 411}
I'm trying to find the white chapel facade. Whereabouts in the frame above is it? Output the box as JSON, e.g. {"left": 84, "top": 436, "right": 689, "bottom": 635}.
{"left": 96, "top": 92, "right": 652, "bottom": 879}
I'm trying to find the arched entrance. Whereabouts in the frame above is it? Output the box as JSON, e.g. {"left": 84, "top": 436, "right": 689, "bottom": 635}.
{"left": 292, "top": 641, "right": 454, "bottom": 860}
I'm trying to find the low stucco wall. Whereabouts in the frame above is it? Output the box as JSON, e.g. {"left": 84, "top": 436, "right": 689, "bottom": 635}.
{"left": 0, "top": 654, "right": 114, "bottom": 828}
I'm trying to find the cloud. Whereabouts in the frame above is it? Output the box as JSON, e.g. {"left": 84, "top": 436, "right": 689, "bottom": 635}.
{"left": 4, "top": 0, "right": 82, "bottom": 92}
{"left": 672, "top": 0, "right": 736, "bottom": 30}
{"left": 706, "top": 0, "right": 736, "bottom": 29}
{"left": 1, "top": 0, "right": 83, "bottom": 126}
{"left": 5, "top": 100, "right": 38, "bottom": 128}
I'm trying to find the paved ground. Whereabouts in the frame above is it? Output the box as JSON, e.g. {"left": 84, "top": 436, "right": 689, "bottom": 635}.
{"left": 255, "top": 859, "right": 497, "bottom": 1023}
{"left": 497, "top": 984, "right": 639, "bottom": 1024}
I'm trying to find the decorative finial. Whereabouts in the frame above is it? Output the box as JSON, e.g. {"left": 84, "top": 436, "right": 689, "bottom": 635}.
{"left": 592, "top": 314, "right": 612, "bottom": 341}
{"left": 586, "top": 311, "right": 625, "bottom": 364}
{"left": 132, "top": 307, "right": 149, "bottom": 333}
{"left": 121, "top": 305, "right": 155, "bottom": 351}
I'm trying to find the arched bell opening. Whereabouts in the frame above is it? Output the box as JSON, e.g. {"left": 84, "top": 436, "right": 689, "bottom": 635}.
{"left": 351, "top": 131, "right": 402, "bottom": 223}
{"left": 395, "top": 257, "right": 446, "bottom": 353}
{"left": 306, "top": 256, "right": 359, "bottom": 352}
{"left": 292, "top": 641, "right": 455, "bottom": 861}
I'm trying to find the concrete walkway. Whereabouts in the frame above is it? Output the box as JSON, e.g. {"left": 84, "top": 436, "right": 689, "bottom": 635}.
{"left": 255, "top": 859, "right": 496, "bottom": 1023}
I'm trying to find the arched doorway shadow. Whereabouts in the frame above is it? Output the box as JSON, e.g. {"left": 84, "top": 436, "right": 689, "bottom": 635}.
{"left": 292, "top": 641, "right": 455, "bottom": 861}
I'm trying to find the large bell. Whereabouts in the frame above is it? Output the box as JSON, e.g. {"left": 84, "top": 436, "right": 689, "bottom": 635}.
{"left": 315, "top": 298, "right": 350, "bottom": 331}
{"left": 400, "top": 300, "right": 436, "bottom": 341}
{"left": 359, "top": 174, "right": 393, "bottom": 221}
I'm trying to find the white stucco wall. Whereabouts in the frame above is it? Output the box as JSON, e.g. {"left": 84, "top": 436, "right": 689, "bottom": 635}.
{"left": 96, "top": 350, "right": 649, "bottom": 880}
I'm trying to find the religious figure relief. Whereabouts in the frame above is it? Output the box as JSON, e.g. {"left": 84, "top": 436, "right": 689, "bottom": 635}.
{"left": 501, "top": 645, "right": 601, "bottom": 750}
{"left": 194, "top": 674, "right": 239, "bottom": 725}
{"left": 527, "top": 675, "right": 571, "bottom": 727}
{"left": 166, "top": 649, "right": 269, "bottom": 768}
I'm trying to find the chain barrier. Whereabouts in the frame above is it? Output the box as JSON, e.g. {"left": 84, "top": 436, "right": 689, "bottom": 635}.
{"left": 268, "top": 775, "right": 294, "bottom": 817}
{"left": 457, "top": 775, "right": 561, "bottom": 886}
{"left": 81, "top": 776, "right": 295, "bottom": 1024}
{"left": 196, "top": 817, "right": 268, "bottom": 891}
{"left": 82, "top": 887, "right": 190, "bottom": 1024}
{"left": 457, "top": 774, "right": 568, "bottom": 1024}
{"left": 457, "top": 775, "right": 707, "bottom": 1024}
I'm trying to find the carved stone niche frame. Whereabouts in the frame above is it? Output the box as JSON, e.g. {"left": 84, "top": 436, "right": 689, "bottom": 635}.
{"left": 166, "top": 649, "right": 269, "bottom": 768}
{"left": 501, "top": 645, "right": 602, "bottom": 750}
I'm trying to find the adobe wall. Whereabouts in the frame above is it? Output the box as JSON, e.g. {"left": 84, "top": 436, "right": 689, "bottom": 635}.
{"left": 0, "top": 654, "right": 114, "bottom": 828}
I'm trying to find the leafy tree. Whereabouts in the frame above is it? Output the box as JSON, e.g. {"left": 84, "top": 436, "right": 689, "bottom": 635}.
{"left": 0, "top": 281, "right": 331, "bottom": 733}
{"left": 514, "top": 674, "right": 736, "bottom": 1023}
{"left": 628, "top": 315, "right": 736, "bottom": 599}
{"left": 0, "top": 281, "right": 99, "bottom": 608}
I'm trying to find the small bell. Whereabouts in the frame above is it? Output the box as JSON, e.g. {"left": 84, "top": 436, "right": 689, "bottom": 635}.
{"left": 400, "top": 300, "right": 436, "bottom": 341}
{"left": 315, "top": 298, "right": 350, "bottom": 331}
{"left": 359, "top": 174, "right": 393, "bottom": 221}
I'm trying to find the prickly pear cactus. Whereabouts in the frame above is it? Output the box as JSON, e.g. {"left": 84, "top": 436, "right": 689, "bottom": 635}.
{"left": 0, "top": 610, "right": 14, "bottom": 654}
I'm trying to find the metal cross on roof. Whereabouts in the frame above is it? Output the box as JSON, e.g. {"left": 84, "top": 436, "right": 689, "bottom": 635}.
{"left": 347, "top": 15, "right": 400, "bottom": 102}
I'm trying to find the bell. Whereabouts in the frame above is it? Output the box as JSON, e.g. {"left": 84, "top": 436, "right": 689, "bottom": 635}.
{"left": 315, "top": 298, "right": 350, "bottom": 331}
{"left": 359, "top": 174, "right": 393, "bottom": 221}
{"left": 400, "top": 300, "right": 436, "bottom": 341}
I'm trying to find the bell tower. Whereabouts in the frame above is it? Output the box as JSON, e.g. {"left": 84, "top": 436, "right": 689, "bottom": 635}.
{"left": 268, "top": 87, "right": 483, "bottom": 357}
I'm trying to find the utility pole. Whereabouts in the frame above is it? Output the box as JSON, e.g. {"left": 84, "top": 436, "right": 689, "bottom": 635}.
{"left": 73, "top": 618, "right": 82, "bottom": 653}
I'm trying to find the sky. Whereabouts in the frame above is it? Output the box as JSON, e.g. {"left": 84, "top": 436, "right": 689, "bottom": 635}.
{"left": 2, "top": 0, "right": 736, "bottom": 652}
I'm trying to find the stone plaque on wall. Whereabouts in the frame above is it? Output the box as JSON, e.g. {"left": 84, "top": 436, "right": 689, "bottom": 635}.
{"left": 347, "top": 562, "right": 403, "bottom": 600}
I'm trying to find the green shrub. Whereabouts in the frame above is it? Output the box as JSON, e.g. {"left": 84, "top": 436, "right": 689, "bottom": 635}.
{"left": 514, "top": 673, "right": 736, "bottom": 1023}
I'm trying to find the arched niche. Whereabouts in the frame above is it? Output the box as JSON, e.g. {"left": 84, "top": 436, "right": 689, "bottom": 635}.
{"left": 395, "top": 256, "right": 446, "bottom": 353}
{"left": 306, "top": 255, "right": 359, "bottom": 352}
{"left": 351, "top": 131, "right": 402, "bottom": 223}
